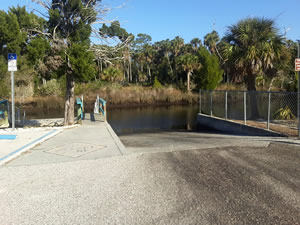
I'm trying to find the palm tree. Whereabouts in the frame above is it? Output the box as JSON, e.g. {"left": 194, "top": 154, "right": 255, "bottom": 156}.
{"left": 223, "top": 17, "right": 283, "bottom": 118}
{"left": 204, "top": 31, "right": 220, "bottom": 55}
{"left": 223, "top": 17, "right": 283, "bottom": 91}
{"left": 178, "top": 53, "right": 201, "bottom": 92}
{"left": 190, "top": 38, "right": 202, "bottom": 51}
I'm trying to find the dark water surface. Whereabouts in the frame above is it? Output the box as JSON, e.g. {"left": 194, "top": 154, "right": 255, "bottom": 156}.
{"left": 107, "top": 105, "right": 199, "bottom": 135}
{"left": 23, "top": 104, "right": 200, "bottom": 135}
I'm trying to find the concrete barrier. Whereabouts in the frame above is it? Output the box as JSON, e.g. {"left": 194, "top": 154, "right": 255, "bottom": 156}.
{"left": 197, "top": 114, "right": 286, "bottom": 137}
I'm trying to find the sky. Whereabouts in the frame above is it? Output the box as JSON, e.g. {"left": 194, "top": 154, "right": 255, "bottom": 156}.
{"left": 1, "top": 0, "right": 300, "bottom": 44}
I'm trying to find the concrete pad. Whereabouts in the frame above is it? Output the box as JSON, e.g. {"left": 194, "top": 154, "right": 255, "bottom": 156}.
{"left": 0, "top": 128, "right": 62, "bottom": 166}
{"left": 45, "top": 143, "right": 106, "bottom": 158}
{"left": 119, "top": 131, "right": 291, "bottom": 154}
{"left": 5, "top": 115, "right": 127, "bottom": 166}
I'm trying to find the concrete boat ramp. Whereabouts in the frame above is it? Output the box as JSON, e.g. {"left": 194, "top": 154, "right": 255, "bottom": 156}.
{"left": 0, "top": 113, "right": 127, "bottom": 166}
{"left": 1, "top": 112, "right": 299, "bottom": 166}
{"left": 1, "top": 114, "right": 300, "bottom": 224}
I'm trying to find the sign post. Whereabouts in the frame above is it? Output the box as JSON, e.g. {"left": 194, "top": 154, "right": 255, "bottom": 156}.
{"left": 8, "top": 53, "right": 17, "bottom": 131}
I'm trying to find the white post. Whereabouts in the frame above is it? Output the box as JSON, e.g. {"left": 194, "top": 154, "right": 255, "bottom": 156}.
{"left": 11, "top": 71, "right": 15, "bottom": 130}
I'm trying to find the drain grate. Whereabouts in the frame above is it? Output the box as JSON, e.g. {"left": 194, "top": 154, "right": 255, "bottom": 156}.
{"left": 45, "top": 143, "right": 106, "bottom": 158}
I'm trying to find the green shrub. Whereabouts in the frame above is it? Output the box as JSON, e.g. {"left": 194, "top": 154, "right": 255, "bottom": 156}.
{"left": 152, "top": 76, "right": 162, "bottom": 89}
{"left": 273, "top": 106, "right": 296, "bottom": 120}
{"left": 0, "top": 79, "right": 9, "bottom": 98}
{"left": 101, "top": 67, "right": 124, "bottom": 82}
{"left": 38, "top": 79, "right": 62, "bottom": 96}
{"left": 194, "top": 47, "right": 223, "bottom": 90}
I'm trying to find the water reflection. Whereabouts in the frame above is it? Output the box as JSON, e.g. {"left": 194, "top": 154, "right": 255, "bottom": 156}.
{"left": 107, "top": 105, "right": 199, "bottom": 135}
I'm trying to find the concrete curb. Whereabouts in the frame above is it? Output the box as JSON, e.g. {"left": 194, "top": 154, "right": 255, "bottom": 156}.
{"left": 197, "top": 114, "right": 286, "bottom": 137}
{"left": 0, "top": 129, "right": 61, "bottom": 166}
{"left": 105, "top": 122, "right": 129, "bottom": 155}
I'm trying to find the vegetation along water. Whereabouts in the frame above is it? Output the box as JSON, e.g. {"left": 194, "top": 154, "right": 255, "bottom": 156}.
{"left": 0, "top": 2, "right": 298, "bottom": 125}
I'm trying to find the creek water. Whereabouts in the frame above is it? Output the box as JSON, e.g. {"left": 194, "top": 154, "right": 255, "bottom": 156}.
{"left": 107, "top": 105, "right": 200, "bottom": 135}
{"left": 23, "top": 104, "right": 200, "bottom": 135}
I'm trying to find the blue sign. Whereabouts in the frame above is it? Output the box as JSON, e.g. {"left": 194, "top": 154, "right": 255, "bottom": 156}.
{"left": 8, "top": 53, "right": 17, "bottom": 60}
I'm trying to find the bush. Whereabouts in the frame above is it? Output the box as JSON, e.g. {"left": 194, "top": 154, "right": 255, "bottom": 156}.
{"left": 273, "top": 106, "right": 296, "bottom": 120}
{"left": 38, "top": 79, "right": 62, "bottom": 96}
{"left": 152, "top": 76, "right": 162, "bottom": 89}
{"left": 194, "top": 47, "right": 223, "bottom": 90}
{"left": 0, "top": 79, "right": 9, "bottom": 98}
{"left": 101, "top": 67, "right": 124, "bottom": 82}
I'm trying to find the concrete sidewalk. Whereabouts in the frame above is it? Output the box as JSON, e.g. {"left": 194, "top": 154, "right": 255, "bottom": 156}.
{"left": 5, "top": 113, "right": 127, "bottom": 166}
{"left": 0, "top": 128, "right": 62, "bottom": 166}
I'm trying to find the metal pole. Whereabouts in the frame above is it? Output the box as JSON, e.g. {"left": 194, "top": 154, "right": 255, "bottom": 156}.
{"left": 298, "top": 40, "right": 300, "bottom": 138}
{"left": 199, "top": 90, "right": 202, "bottom": 114}
{"left": 11, "top": 71, "right": 15, "bottom": 130}
{"left": 244, "top": 91, "right": 247, "bottom": 125}
{"left": 210, "top": 91, "right": 213, "bottom": 116}
{"left": 267, "top": 92, "right": 271, "bottom": 130}
{"left": 225, "top": 91, "right": 228, "bottom": 120}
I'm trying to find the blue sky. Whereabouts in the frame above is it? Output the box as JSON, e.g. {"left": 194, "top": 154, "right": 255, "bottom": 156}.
{"left": 2, "top": 0, "right": 300, "bottom": 43}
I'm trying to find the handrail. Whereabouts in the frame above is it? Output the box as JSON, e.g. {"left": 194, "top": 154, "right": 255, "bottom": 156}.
{"left": 76, "top": 96, "right": 84, "bottom": 120}
{"left": 95, "top": 95, "right": 107, "bottom": 121}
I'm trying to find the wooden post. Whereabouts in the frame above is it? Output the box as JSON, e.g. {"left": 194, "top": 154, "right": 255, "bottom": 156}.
{"left": 104, "top": 104, "right": 107, "bottom": 122}
{"left": 225, "top": 91, "right": 228, "bottom": 120}
{"left": 244, "top": 91, "right": 247, "bottom": 125}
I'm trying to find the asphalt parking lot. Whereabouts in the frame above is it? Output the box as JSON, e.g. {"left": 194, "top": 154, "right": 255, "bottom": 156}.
{"left": 1, "top": 135, "right": 300, "bottom": 224}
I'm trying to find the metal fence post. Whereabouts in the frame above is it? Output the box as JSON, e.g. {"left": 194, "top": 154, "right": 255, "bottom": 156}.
{"left": 210, "top": 91, "right": 213, "bottom": 116}
{"left": 244, "top": 91, "right": 247, "bottom": 125}
{"left": 225, "top": 91, "right": 228, "bottom": 120}
{"left": 199, "top": 90, "right": 202, "bottom": 114}
{"left": 267, "top": 92, "right": 271, "bottom": 130}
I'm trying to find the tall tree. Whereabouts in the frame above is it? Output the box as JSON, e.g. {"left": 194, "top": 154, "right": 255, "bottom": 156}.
{"left": 223, "top": 17, "right": 283, "bottom": 117}
{"left": 190, "top": 38, "right": 202, "bottom": 52}
{"left": 32, "top": 0, "right": 101, "bottom": 125}
{"left": 178, "top": 53, "right": 200, "bottom": 92}
{"left": 100, "top": 21, "right": 134, "bottom": 81}
{"left": 204, "top": 30, "right": 219, "bottom": 55}
{"left": 223, "top": 17, "right": 283, "bottom": 91}
{"left": 194, "top": 47, "right": 223, "bottom": 90}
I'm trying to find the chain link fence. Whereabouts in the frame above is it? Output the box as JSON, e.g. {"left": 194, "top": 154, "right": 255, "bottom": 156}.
{"left": 200, "top": 90, "right": 298, "bottom": 132}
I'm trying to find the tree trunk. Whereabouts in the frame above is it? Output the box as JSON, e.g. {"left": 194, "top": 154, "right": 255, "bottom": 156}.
{"left": 64, "top": 74, "right": 75, "bottom": 125}
{"left": 147, "top": 65, "right": 151, "bottom": 83}
{"left": 247, "top": 73, "right": 259, "bottom": 119}
{"left": 129, "top": 56, "right": 132, "bottom": 82}
{"left": 187, "top": 71, "right": 191, "bottom": 92}
{"left": 166, "top": 54, "right": 174, "bottom": 77}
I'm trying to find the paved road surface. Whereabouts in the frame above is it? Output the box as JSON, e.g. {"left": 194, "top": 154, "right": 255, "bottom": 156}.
{"left": 1, "top": 140, "right": 300, "bottom": 224}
